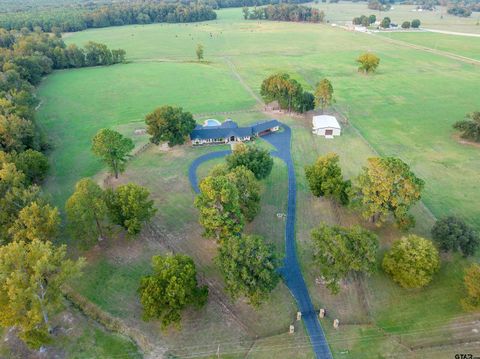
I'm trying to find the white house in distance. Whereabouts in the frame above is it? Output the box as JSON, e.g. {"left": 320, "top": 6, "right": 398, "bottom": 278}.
{"left": 312, "top": 115, "right": 341, "bottom": 139}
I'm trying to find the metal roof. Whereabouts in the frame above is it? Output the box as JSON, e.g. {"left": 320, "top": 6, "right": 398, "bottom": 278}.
{"left": 251, "top": 119, "right": 280, "bottom": 134}
{"left": 190, "top": 119, "right": 280, "bottom": 140}
{"left": 312, "top": 115, "right": 341, "bottom": 130}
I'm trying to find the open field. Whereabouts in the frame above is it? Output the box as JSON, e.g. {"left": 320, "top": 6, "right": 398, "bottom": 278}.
{"left": 379, "top": 31, "right": 480, "bottom": 61}
{"left": 34, "top": 6, "right": 480, "bottom": 358}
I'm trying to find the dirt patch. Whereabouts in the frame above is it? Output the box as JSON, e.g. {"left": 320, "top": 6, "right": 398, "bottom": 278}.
{"left": 452, "top": 132, "right": 480, "bottom": 149}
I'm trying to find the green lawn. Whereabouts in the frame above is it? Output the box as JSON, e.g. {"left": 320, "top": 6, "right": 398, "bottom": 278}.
{"left": 37, "top": 61, "right": 255, "bottom": 206}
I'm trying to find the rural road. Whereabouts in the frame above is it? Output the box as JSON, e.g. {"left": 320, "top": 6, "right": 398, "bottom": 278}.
{"left": 188, "top": 124, "right": 333, "bottom": 359}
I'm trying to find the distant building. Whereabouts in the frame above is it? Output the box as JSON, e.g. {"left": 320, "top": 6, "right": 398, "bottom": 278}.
{"left": 190, "top": 119, "right": 280, "bottom": 146}
{"left": 312, "top": 115, "right": 341, "bottom": 138}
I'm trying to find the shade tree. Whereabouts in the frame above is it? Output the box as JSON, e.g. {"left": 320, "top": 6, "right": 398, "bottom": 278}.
{"left": 431, "top": 216, "right": 479, "bottom": 257}
{"left": 138, "top": 254, "right": 208, "bottom": 329}
{"left": 353, "top": 157, "right": 424, "bottom": 230}
{"left": 91, "top": 128, "right": 134, "bottom": 179}
{"left": 145, "top": 105, "right": 196, "bottom": 147}
{"left": 311, "top": 223, "right": 378, "bottom": 294}
{"left": 65, "top": 178, "right": 109, "bottom": 247}
{"left": 0, "top": 239, "right": 84, "bottom": 348}
{"left": 210, "top": 164, "right": 261, "bottom": 222}
{"left": 356, "top": 53, "right": 380, "bottom": 74}
{"left": 453, "top": 111, "right": 480, "bottom": 143}
{"left": 305, "top": 152, "right": 351, "bottom": 205}
{"left": 226, "top": 143, "right": 273, "bottom": 180}
{"left": 105, "top": 183, "right": 157, "bottom": 235}
{"left": 194, "top": 175, "right": 244, "bottom": 241}
{"left": 215, "top": 234, "right": 280, "bottom": 307}
{"left": 382, "top": 235, "right": 440, "bottom": 289}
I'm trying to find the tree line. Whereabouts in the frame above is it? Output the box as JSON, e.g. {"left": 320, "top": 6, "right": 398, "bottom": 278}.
{"left": 0, "top": 27, "right": 127, "bottom": 348}
{"left": 244, "top": 4, "right": 325, "bottom": 22}
{"left": 0, "top": 2, "right": 217, "bottom": 33}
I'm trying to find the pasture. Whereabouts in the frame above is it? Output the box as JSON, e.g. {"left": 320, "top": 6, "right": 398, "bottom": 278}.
{"left": 35, "top": 5, "right": 480, "bottom": 358}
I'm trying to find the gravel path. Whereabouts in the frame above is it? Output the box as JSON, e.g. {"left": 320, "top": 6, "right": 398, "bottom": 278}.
{"left": 188, "top": 124, "right": 333, "bottom": 359}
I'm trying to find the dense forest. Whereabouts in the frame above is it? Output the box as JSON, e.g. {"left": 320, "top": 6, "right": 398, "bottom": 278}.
{"left": 0, "top": 0, "right": 318, "bottom": 33}
{"left": 0, "top": 2, "right": 217, "bottom": 32}
{"left": 245, "top": 4, "right": 325, "bottom": 22}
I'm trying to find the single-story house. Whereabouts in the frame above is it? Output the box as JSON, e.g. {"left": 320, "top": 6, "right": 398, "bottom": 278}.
{"left": 190, "top": 119, "right": 280, "bottom": 146}
{"left": 312, "top": 115, "right": 341, "bottom": 139}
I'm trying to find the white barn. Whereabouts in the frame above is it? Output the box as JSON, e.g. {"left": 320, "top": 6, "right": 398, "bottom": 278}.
{"left": 312, "top": 115, "right": 341, "bottom": 139}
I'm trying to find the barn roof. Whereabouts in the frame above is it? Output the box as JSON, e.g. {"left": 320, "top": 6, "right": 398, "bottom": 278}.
{"left": 312, "top": 115, "right": 341, "bottom": 129}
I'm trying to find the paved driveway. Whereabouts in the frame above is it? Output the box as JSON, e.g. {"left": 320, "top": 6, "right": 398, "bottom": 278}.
{"left": 188, "top": 124, "right": 333, "bottom": 359}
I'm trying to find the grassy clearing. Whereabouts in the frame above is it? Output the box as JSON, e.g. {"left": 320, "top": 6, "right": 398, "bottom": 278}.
{"left": 36, "top": 60, "right": 255, "bottom": 206}
{"left": 379, "top": 31, "right": 480, "bottom": 60}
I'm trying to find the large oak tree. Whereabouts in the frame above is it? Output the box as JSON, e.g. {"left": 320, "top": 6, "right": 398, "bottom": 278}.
{"left": 138, "top": 254, "right": 208, "bottom": 328}
{"left": 216, "top": 234, "right": 279, "bottom": 307}
{"left": 145, "top": 105, "right": 196, "bottom": 147}
{"left": 354, "top": 157, "right": 424, "bottom": 230}
{"left": 311, "top": 223, "right": 378, "bottom": 294}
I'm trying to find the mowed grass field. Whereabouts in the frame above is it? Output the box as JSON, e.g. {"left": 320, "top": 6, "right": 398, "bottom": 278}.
{"left": 379, "top": 31, "right": 480, "bottom": 61}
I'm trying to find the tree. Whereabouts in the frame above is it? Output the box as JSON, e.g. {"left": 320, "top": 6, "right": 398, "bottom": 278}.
{"left": 138, "top": 254, "right": 208, "bottom": 328}
{"left": 411, "top": 19, "right": 421, "bottom": 28}
{"left": 431, "top": 216, "right": 479, "bottom": 257}
{"left": 6, "top": 149, "right": 49, "bottom": 184}
{"left": 369, "top": 14, "right": 377, "bottom": 24}
{"left": 91, "top": 128, "right": 134, "bottom": 179}
{"left": 461, "top": 264, "right": 480, "bottom": 311}
{"left": 305, "top": 153, "right": 351, "bottom": 205}
{"left": 194, "top": 175, "right": 244, "bottom": 241}
{"left": 356, "top": 53, "right": 380, "bottom": 74}
{"left": 453, "top": 111, "right": 480, "bottom": 143}
{"left": 311, "top": 224, "right": 378, "bottom": 294}
{"left": 260, "top": 73, "right": 312, "bottom": 113}
{"left": 211, "top": 165, "right": 261, "bottom": 222}
{"left": 216, "top": 234, "right": 280, "bottom": 307}
{"left": 382, "top": 235, "right": 440, "bottom": 289}
{"left": 242, "top": 7, "right": 250, "bottom": 19}
{"left": 314, "top": 78, "right": 334, "bottom": 113}
{"left": 65, "top": 178, "right": 109, "bottom": 247}
{"left": 354, "top": 157, "right": 424, "bottom": 229}
{"left": 380, "top": 17, "right": 391, "bottom": 28}
{"left": 196, "top": 43, "right": 204, "bottom": 61}
{"left": 226, "top": 143, "right": 273, "bottom": 180}
{"left": 0, "top": 162, "right": 40, "bottom": 243}
{"left": 145, "top": 105, "right": 196, "bottom": 147}
{"left": 105, "top": 183, "right": 157, "bottom": 235}
{"left": 0, "top": 239, "right": 84, "bottom": 348}
{"left": 8, "top": 201, "right": 60, "bottom": 243}
{"left": 401, "top": 21, "right": 411, "bottom": 29}
{"left": 0, "top": 114, "right": 36, "bottom": 153}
